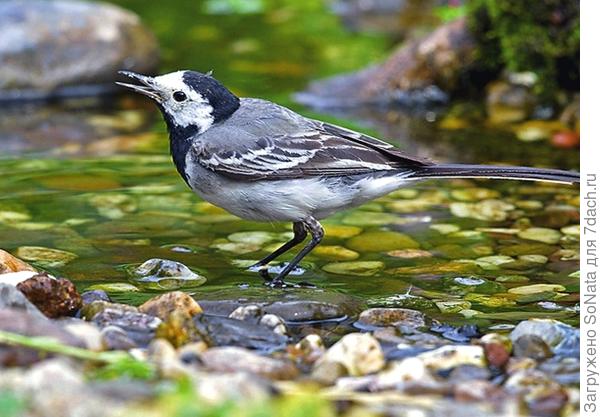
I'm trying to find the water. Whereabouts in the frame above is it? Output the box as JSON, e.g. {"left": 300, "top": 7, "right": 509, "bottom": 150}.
{"left": 0, "top": 0, "right": 579, "bottom": 328}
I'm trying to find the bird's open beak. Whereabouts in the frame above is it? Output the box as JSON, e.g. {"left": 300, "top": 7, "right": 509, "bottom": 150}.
{"left": 116, "top": 71, "right": 162, "bottom": 101}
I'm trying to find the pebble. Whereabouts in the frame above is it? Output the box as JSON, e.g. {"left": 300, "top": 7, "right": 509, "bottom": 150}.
{"left": 15, "top": 246, "right": 78, "bottom": 268}
{"left": 517, "top": 228, "right": 562, "bottom": 244}
{"left": 16, "top": 273, "right": 81, "bottom": 318}
{"left": 510, "top": 319, "right": 579, "bottom": 358}
{"left": 139, "top": 291, "right": 202, "bottom": 321}
{"left": 92, "top": 308, "right": 162, "bottom": 347}
{"left": 316, "top": 333, "right": 384, "bottom": 376}
{"left": 322, "top": 261, "right": 384, "bottom": 276}
{"left": 346, "top": 231, "right": 419, "bottom": 252}
{"left": 417, "top": 345, "right": 486, "bottom": 372}
{"left": 357, "top": 308, "right": 426, "bottom": 329}
{"left": 200, "top": 346, "right": 299, "bottom": 380}
{"left": 513, "top": 335, "right": 553, "bottom": 360}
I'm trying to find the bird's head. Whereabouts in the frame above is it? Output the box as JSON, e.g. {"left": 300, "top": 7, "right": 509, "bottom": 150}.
{"left": 117, "top": 70, "right": 240, "bottom": 134}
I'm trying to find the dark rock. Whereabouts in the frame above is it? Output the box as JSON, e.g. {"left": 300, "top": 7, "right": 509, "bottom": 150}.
{"left": 81, "top": 290, "right": 111, "bottom": 305}
{"left": 0, "top": 0, "right": 159, "bottom": 101}
{"left": 139, "top": 291, "right": 202, "bottom": 321}
{"left": 92, "top": 308, "right": 161, "bottom": 346}
{"left": 513, "top": 335, "right": 553, "bottom": 360}
{"left": 197, "top": 289, "right": 363, "bottom": 323}
{"left": 448, "top": 364, "right": 491, "bottom": 382}
{"left": 199, "top": 346, "right": 299, "bottom": 380}
{"left": 80, "top": 300, "right": 138, "bottom": 321}
{"left": 0, "top": 308, "right": 84, "bottom": 366}
{"left": 356, "top": 307, "right": 426, "bottom": 329}
{"left": 16, "top": 273, "right": 81, "bottom": 318}
{"left": 430, "top": 323, "right": 480, "bottom": 343}
{"left": 194, "top": 314, "right": 288, "bottom": 352}
{"left": 0, "top": 283, "right": 46, "bottom": 319}
{"left": 100, "top": 325, "right": 138, "bottom": 350}
{"left": 510, "top": 319, "right": 579, "bottom": 358}
{"left": 295, "top": 18, "right": 475, "bottom": 108}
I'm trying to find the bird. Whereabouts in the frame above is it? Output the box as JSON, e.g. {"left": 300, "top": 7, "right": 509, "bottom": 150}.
{"left": 117, "top": 69, "right": 580, "bottom": 288}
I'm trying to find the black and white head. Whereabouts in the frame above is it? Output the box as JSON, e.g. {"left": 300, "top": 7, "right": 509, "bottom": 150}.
{"left": 117, "top": 70, "right": 240, "bottom": 135}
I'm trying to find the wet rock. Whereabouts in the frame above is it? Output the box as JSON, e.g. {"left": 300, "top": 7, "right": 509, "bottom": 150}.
{"left": 80, "top": 300, "right": 138, "bottom": 321}
{"left": 259, "top": 314, "right": 288, "bottom": 336}
{"left": 513, "top": 335, "right": 553, "bottom": 360}
{"left": 357, "top": 308, "right": 426, "bottom": 329}
{"left": 85, "top": 282, "right": 139, "bottom": 293}
{"left": 430, "top": 323, "right": 480, "bottom": 343}
{"left": 16, "top": 273, "right": 81, "bottom": 318}
{"left": 510, "top": 319, "right": 579, "bottom": 358}
{"left": 507, "top": 283, "right": 565, "bottom": 295}
{"left": 480, "top": 333, "right": 512, "bottom": 369}
{"left": 191, "top": 371, "right": 272, "bottom": 403}
{"left": 131, "top": 258, "right": 207, "bottom": 289}
{"left": 0, "top": 248, "right": 36, "bottom": 273}
{"left": 148, "top": 338, "right": 190, "bottom": 378}
{"left": 418, "top": 345, "right": 486, "bottom": 373}
{"left": 0, "top": 308, "right": 84, "bottom": 366}
{"left": 264, "top": 300, "right": 354, "bottom": 322}
{"left": 346, "top": 231, "right": 419, "bottom": 252}
{"left": 448, "top": 364, "right": 491, "bottom": 382}
{"left": 0, "top": 283, "right": 46, "bottom": 319}
{"left": 517, "top": 228, "right": 562, "bottom": 244}
{"left": 323, "top": 260, "right": 384, "bottom": 276}
{"left": 92, "top": 308, "right": 162, "bottom": 346}
{"left": 80, "top": 289, "right": 110, "bottom": 305}
{"left": 296, "top": 18, "right": 475, "bottom": 107}
{"left": 62, "top": 321, "right": 103, "bottom": 351}
{"left": 387, "top": 249, "right": 433, "bottom": 259}
{"left": 15, "top": 246, "right": 77, "bottom": 268}
{"left": 100, "top": 325, "right": 137, "bottom": 350}
{"left": 228, "top": 304, "right": 263, "bottom": 322}
{"left": 504, "top": 369, "right": 568, "bottom": 417}
{"left": 313, "top": 245, "right": 359, "bottom": 261}
{"left": 290, "top": 334, "right": 326, "bottom": 365}
{"left": 139, "top": 291, "right": 202, "bottom": 321}
{"left": 450, "top": 200, "right": 514, "bottom": 221}
{"left": 0, "top": 0, "right": 159, "bottom": 101}
{"left": 323, "top": 224, "right": 362, "bottom": 238}
{"left": 200, "top": 346, "right": 298, "bottom": 380}
{"left": 316, "top": 333, "right": 384, "bottom": 376}
{"left": 194, "top": 314, "right": 288, "bottom": 351}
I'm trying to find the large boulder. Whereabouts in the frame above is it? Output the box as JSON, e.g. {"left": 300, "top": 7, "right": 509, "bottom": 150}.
{"left": 296, "top": 18, "right": 476, "bottom": 108}
{"left": 0, "top": 0, "right": 159, "bottom": 101}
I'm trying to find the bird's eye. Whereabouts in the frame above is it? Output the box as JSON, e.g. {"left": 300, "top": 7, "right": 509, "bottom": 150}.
{"left": 173, "top": 91, "right": 187, "bottom": 102}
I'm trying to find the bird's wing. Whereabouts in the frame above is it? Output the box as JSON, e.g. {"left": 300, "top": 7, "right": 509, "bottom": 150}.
{"left": 191, "top": 120, "right": 432, "bottom": 181}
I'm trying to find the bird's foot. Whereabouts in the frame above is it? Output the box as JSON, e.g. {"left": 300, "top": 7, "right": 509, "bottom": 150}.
{"left": 264, "top": 278, "right": 317, "bottom": 289}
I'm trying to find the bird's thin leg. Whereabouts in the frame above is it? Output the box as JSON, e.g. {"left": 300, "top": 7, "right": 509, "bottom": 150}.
{"left": 268, "top": 217, "right": 323, "bottom": 288}
{"left": 249, "top": 222, "right": 307, "bottom": 279}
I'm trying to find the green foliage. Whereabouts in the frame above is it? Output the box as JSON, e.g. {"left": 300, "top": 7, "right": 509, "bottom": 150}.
{"left": 152, "top": 380, "right": 335, "bottom": 417}
{"left": 467, "top": 0, "right": 579, "bottom": 99}
{"left": 0, "top": 330, "right": 155, "bottom": 381}
{"left": 0, "top": 391, "right": 26, "bottom": 417}
{"left": 434, "top": 4, "right": 467, "bottom": 23}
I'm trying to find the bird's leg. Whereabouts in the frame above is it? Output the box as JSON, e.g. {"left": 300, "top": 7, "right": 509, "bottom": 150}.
{"left": 249, "top": 222, "right": 307, "bottom": 279}
{"left": 267, "top": 217, "right": 323, "bottom": 288}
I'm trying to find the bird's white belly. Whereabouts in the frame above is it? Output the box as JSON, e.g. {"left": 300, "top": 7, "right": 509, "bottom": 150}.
{"left": 187, "top": 165, "right": 409, "bottom": 222}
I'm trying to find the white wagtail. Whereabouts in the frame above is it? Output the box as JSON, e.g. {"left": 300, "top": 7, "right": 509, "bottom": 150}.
{"left": 117, "top": 70, "right": 580, "bottom": 287}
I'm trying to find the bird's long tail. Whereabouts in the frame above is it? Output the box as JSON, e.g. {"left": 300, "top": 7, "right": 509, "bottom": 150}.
{"left": 405, "top": 164, "right": 580, "bottom": 185}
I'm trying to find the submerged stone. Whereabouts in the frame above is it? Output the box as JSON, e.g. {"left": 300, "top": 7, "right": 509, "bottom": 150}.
{"left": 346, "top": 231, "right": 419, "bottom": 252}
{"left": 323, "top": 224, "right": 362, "bottom": 238}
{"left": 507, "top": 284, "right": 566, "bottom": 295}
{"left": 450, "top": 200, "right": 514, "bottom": 221}
{"left": 14, "top": 246, "right": 77, "bottom": 268}
{"left": 517, "top": 228, "right": 562, "bottom": 244}
{"left": 312, "top": 245, "right": 359, "bottom": 261}
{"left": 85, "top": 283, "right": 139, "bottom": 293}
{"left": 322, "top": 261, "right": 384, "bottom": 276}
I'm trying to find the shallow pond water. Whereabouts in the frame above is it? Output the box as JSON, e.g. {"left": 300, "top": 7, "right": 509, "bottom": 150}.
{"left": 0, "top": 0, "right": 579, "bottom": 331}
